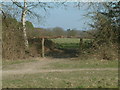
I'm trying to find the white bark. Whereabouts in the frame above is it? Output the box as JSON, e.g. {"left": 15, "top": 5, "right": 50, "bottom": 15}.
{"left": 21, "top": 0, "right": 29, "bottom": 50}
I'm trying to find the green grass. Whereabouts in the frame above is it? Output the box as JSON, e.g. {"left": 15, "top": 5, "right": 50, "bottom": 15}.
{"left": 51, "top": 38, "right": 81, "bottom": 44}
{"left": 2, "top": 59, "right": 118, "bottom": 88}
{"left": 50, "top": 38, "right": 92, "bottom": 49}
{"left": 2, "top": 59, "right": 38, "bottom": 70}
{"left": 3, "top": 70, "right": 118, "bottom": 88}
{"left": 47, "top": 59, "right": 118, "bottom": 69}
{"left": 3, "top": 59, "right": 118, "bottom": 70}
{"left": 2, "top": 59, "right": 36, "bottom": 66}
{"left": 56, "top": 43, "right": 80, "bottom": 49}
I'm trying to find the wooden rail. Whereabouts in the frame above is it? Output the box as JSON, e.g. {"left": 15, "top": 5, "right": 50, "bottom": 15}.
{"left": 29, "top": 36, "right": 93, "bottom": 58}
{"left": 30, "top": 36, "right": 93, "bottom": 39}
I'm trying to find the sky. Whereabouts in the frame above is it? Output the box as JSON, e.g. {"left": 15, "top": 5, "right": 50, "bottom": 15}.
{"left": 30, "top": 3, "right": 93, "bottom": 31}
{"left": 2, "top": 2, "right": 95, "bottom": 31}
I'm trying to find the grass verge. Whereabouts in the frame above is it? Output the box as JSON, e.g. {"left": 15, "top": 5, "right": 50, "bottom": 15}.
{"left": 3, "top": 70, "right": 118, "bottom": 88}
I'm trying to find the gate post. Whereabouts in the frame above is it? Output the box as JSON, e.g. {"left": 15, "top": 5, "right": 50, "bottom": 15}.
{"left": 41, "top": 38, "right": 45, "bottom": 58}
{"left": 79, "top": 38, "right": 83, "bottom": 53}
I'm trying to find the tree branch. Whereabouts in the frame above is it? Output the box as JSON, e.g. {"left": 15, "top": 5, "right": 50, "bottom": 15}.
{"left": 11, "top": 0, "right": 24, "bottom": 9}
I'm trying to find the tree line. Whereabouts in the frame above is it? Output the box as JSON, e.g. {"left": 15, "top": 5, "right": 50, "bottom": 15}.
{"left": 1, "top": 1, "right": 119, "bottom": 60}
{"left": 26, "top": 25, "right": 95, "bottom": 38}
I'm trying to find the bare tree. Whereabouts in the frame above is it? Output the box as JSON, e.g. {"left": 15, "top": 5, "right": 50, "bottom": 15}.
{"left": 2, "top": 1, "right": 62, "bottom": 52}
{"left": 21, "top": 0, "right": 29, "bottom": 50}
{"left": 11, "top": 0, "right": 38, "bottom": 51}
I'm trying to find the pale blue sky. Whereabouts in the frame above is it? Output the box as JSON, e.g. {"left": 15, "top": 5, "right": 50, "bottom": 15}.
{"left": 2, "top": 2, "right": 102, "bottom": 31}
{"left": 45, "top": 7, "right": 91, "bottom": 30}
{"left": 30, "top": 3, "right": 93, "bottom": 30}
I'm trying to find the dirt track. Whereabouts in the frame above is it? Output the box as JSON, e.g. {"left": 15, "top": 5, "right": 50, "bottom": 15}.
{"left": 2, "top": 58, "right": 118, "bottom": 75}
{"left": 3, "top": 68, "right": 118, "bottom": 75}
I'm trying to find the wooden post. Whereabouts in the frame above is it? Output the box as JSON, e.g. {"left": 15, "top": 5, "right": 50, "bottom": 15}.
{"left": 41, "top": 38, "right": 45, "bottom": 58}
{"left": 79, "top": 38, "right": 83, "bottom": 53}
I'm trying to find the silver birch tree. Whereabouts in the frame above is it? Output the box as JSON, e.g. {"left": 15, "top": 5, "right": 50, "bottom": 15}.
{"left": 21, "top": 0, "right": 29, "bottom": 50}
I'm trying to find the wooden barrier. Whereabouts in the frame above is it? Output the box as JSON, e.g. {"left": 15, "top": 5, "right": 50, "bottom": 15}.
{"left": 29, "top": 36, "right": 93, "bottom": 58}
{"left": 30, "top": 36, "right": 93, "bottom": 39}
{"left": 79, "top": 38, "right": 83, "bottom": 52}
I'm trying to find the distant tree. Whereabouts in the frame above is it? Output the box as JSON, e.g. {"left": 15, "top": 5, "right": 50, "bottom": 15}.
{"left": 26, "top": 21, "right": 34, "bottom": 29}
{"left": 67, "top": 29, "right": 77, "bottom": 37}
{"left": 2, "top": 1, "right": 64, "bottom": 52}
{"left": 52, "top": 27, "right": 65, "bottom": 36}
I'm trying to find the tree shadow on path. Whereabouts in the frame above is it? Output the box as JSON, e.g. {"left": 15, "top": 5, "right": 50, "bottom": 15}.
{"left": 46, "top": 48, "right": 79, "bottom": 58}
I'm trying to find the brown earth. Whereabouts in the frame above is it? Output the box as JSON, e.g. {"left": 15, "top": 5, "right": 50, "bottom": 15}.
{"left": 3, "top": 58, "right": 118, "bottom": 76}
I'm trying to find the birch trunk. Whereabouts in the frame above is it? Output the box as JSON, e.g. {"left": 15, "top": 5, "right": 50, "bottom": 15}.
{"left": 21, "top": 0, "right": 29, "bottom": 51}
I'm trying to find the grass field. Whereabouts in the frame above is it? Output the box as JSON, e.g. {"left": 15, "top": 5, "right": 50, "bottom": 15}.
{"left": 2, "top": 38, "right": 118, "bottom": 88}
{"left": 50, "top": 38, "right": 92, "bottom": 49}
{"left": 2, "top": 58, "right": 118, "bottom": 88}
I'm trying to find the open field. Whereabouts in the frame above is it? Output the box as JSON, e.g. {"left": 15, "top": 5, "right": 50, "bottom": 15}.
{"left": 51, "top": 38, "right": 81, "bottom": 44}
{"left": 2, "top": 1, "right": 119, "bottom": 89}
{"left": 2, "top": 58, "right": 118, "bottom": 88}
{"left": 50, "top": 38, "right": 92, "bottom": 49}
